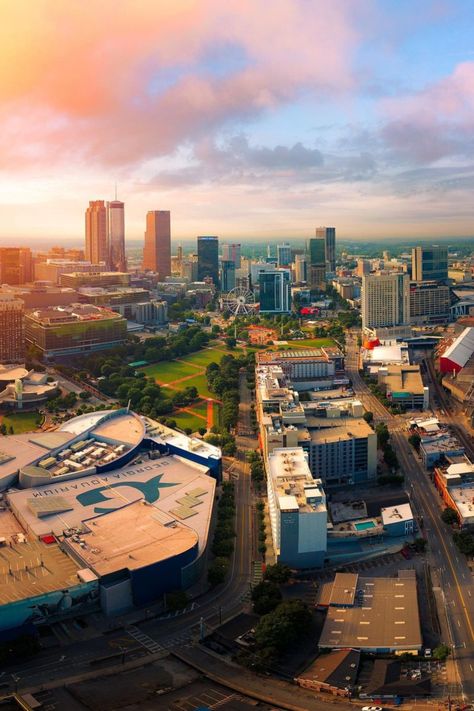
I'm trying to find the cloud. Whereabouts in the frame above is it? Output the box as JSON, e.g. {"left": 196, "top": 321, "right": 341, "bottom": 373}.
{"left": 379, "top": 61, "right": 474, "bottom": 163}
{"left": 0, "top": 0, "right": 362, "bottom": 170}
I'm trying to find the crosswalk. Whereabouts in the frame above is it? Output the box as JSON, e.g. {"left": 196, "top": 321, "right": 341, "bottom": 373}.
{"left": 126, "top": 625, "right": 192, "bottom": 655}
{"left": 241, "top": 560, "right": 264, "bottom": 602}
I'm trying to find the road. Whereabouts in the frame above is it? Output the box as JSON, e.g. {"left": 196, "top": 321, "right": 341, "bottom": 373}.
{"left": 346, "top": 332, "right": 474, "bottom": 700}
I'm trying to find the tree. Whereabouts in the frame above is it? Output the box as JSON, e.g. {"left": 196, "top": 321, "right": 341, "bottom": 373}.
{"left": 79, "top": 391, "right": 91, "bottom": 400}
{"left": 198, "top": 427, "right": 207, "bottom": 436}
{"left": 433, "top": 644, "right": 450, "bottom": 661}
{"left": 453, "top": 531, "right": 474, "bottom": 556}
{"left": 225, "top": 337, "right": 237, "bottom": 349}
{"left": 208, "top": 557, "right": 229, "bottom": 586}
{"left": 254, "top": 600, "right": 312, "bottom": 654}
{"left": 413, "top": 537, "right": 427, "bottom": 553}
{"left": 251, "top": 581, "right": 282, "bottom": 615}
{"left": 165, "top": 590, "right": 189, "bottom": 611}
{"left": 363, "top": 411, "right": 374, "bottom": 424}
{"left": 441, "top": 508, "right": 458, "bottom": 525}
{"left": 375, "top": 422, "right": 390, "bottom": 449}
{"left": 264, "top": 563, "right": 291, "bottom": 584}
{"left": 408, "top": 433, "right": 421, "bottom": 450}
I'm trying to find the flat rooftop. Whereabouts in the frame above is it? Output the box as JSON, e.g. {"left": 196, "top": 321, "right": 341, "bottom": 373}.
{"left": 381, "top": 503, "right": 414, "bottom": 526}
{"left": 381, "top": 365, "right": 425, "bottom": 395}
{"left": 143, "top": 417, "right": 221, "bottom": 460}
{"left": 7, "top": 454, "right": 215, "bottom": 550}
{"left": 319, "top": 574, "right": 422, "bottom": 651}
{"left": 308, "top": 418, "right": 374, "bottom": 443}
{"left": 63, "top": 500, "right": 198, "bottom": 575}
{"left": 0, "top": 433, "right": 70, "bottom": 490}
{"left": 0, "top": 538, "right": 80, "bottom": 605}
{"left": 267, "top": 448, "right": 326, "bottom": 514}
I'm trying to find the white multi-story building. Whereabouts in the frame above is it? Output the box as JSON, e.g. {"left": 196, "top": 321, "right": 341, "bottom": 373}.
{"left": 362, "top": 272, "right": 410, "bottom": 338}
{"left": 267, "top": 448, "right": 327, "bottom": 568}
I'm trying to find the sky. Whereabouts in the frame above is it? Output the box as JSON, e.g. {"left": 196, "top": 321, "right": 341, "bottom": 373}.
{"left": 1, "top": 0, "right": 474, "bottom": 243}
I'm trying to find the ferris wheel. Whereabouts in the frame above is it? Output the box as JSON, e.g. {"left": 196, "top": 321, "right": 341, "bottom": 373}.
{"left": 221, "top": 286, "right": 257, "bottom": 315}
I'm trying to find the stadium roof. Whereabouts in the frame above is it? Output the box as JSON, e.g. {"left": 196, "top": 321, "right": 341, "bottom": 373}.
{"left": 7, "top": 455, "right": 215, "bottom": 550}
{"left": 442, "top": 327, "right": 474, "bottom": 369}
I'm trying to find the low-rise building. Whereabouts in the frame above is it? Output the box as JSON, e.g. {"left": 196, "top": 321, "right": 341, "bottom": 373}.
{"left": 296, "top": 649, "right": 361, "bottom": 697}
{"left": 381, "top": 503, "right": 415, "bottom": 536}
{"left": 318, "top": 571, "right": 422, "bottom": 653}
{"left": 378, "top": 364, "right": 429, "bottom": 410}
{"left": 24, "top": 304, "right": 127, "bottom": 359}
{"left": 266, "top": 447, "right": 327, "bottom": 568}
{"left": 434, "top": 460, "right": 474, "bottom": 527}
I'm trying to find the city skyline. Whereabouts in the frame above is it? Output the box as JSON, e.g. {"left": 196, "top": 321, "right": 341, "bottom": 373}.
{"left": 1, "top": 1, "right": 474, "bottom": 242}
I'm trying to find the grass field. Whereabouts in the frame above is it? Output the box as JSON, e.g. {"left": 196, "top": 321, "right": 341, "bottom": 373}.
{"left": 142, "top": 360, "right": 199, "bottom": 384}
{"left": 171, "top": 410, "right": 206, "bottom": 432}
{"left": 179, "top": 347, "right": 229, "bottom": 367}
{"left": 0, "top": 411, "right": 43, "bottom": 433}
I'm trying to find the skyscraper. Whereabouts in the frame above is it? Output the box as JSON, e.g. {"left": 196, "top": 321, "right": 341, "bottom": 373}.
{"left": 294, "top": 254, "right": 307, "bottom": 283}
{"left": 85, "top": 201, "right": 108, "bottom": 265}
{"left": 259, "top": 270, "right": 291, "bottom": 314}
{"left": 308, "top": 238, "right": 326, "bottom": 290}
{"left": 362, "top": 273, "right": 410, "bottom": 335}
{"left": 143, "top": 211, "right": 171, "bottom": 280}
{"left": 411, "top": 246, "right": 448, "bottom": 283}
{"left": 220, "top": 260, "right": 236, "bottom": 292}
{"left": 222, "top": 243, "right": 241, "bottom": 268}
{"left": 197, "top": 236, "right": 219, "bottom": 286}
{"left": 277, "top": 243, "right": 292, "bottom": 268}
{"left": 0, "top": 248, "right": 33, "bottom": 285}
{"left": 107, "top": 200, "right": 126, "bottom": 272}
{"left": 315, "top": 226, "right": 336, "bottom": 272}
{"left": 0, "top": 293, "right": 24, "bottom": 361}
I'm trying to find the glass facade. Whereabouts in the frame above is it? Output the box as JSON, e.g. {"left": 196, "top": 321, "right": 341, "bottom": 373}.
{"left": 309, "top": 238, "right": 326, "bottom": 266}
{"left": 220, "top": 260, "right": 236, "bottom": 292}
{"left": 197, "top": 236, "right": 219, "bottom": 286}
{"left": 259, "top": 270, "right": 291, "bottom": 313}
{"left": 412, "top": 246, "right": 448, "bottom": 282}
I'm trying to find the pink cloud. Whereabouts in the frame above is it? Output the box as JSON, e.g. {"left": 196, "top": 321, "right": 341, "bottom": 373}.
{"left": 379, "top": 62, "right": 474, "bottom": 162}
{"left": 0, "top": 0, "right": 362, "bottom": 170}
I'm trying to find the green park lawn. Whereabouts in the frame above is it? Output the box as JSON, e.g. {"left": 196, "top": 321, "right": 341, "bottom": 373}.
{"left": 0, "top": 410, "right": 43, "bottom": 434}
{"left": 179, "top": 347, "right": 228, "bottom": 368}
{"left": 141, "top": 360, "right": 199, "bottom": 384}
{"left": 171, "top": 410, "right": 206, "bottom": 432}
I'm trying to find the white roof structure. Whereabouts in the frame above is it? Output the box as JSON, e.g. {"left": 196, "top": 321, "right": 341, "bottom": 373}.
{"left": 442, "top": 327, "right": 474, "bottom": 369}
{"left": 381, "top": 503, "right": 414, "bottom": 526}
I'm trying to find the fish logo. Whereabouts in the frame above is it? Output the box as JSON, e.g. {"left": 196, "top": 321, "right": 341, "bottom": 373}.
{"left": 76, "top": 474, "right": 178, "bottom": 514}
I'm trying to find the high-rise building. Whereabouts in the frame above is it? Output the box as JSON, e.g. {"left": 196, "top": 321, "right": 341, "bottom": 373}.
{"left": 277, "top": 243, "right": 292, "bottom": 268}
{"left": 362, "top": 273, "right": 410, "bottom": 335}
{"left": 85, "top": 201, "right": 108, "bottom": 266}
{"left": 220, "top": 260, "right": 236, "bottom": 292}
{"left": 259, "top": 270, "right": 291, "bottom": 314}
{"left": 0, "top": 293, "right": 24, "bottom": 362}
{"left": 412, "top": 245, "right": 448, "bottom": 283}
{"left": 409, "top": 281, "right": 451, "bottom": 325}
{"left": 267, "top": 448, "right": 327, "bottom": 568}
{"left": 143, "top": 211, "right": 171, "bottom": 280}
{"left": 221, "top": 243, "right": 241, "bottom": 268}
{"left": 315, "top": 226, "right": 336, "bottom": 272}
{"left": 0, "top": 248, "right": 33, "bottom": 285}
{"left": 180, "top": 255, "right": 199, "bottom": 282}
{"left": 293, "top": 254, "right": 307, "bottom": 283}
{"left": 356, "top": 258, "right": 371, "bottom": 278}
{"left": 107, "top": 200, "right": 126, "bottom": 272}
{"left": 308, "top": 237, "right": 326, "bottom": 290}
{"left": 197, "top": 236, "right": 219, "bottom": 286}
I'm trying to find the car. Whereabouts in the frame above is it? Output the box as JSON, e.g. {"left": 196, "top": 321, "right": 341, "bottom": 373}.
{"left": 362, "top": 707, "right": 383, "bottom": 711}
